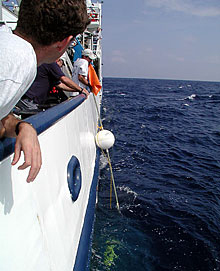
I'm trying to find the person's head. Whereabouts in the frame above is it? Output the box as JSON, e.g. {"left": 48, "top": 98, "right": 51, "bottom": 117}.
{"left": 81, "top": 48, "right": 96, "bottom": 63}
{"left": 16, "top": 0, "right": 90, "bottom": 46}
{"left": 56, "top": 58, "right": 65, "bottom": 68}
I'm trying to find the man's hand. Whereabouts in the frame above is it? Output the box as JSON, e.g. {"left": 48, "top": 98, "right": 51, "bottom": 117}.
{"left": 81, "top": 88, "right": 90, "bottom": 99}
{"left": 1, "top": 114, "right": 42, "bottom": 183}
{"left": 12, "top": 122, "right": 42, "bottom": 183}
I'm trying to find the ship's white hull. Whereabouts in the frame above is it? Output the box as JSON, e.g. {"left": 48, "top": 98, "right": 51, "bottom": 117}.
{"left": 0, "top": 94, "right": 101, "bottom": 271}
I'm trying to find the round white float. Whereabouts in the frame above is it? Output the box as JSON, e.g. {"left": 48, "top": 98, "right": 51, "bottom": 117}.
{"left": 95, "top": 129, "right": 115, "bottom": 150}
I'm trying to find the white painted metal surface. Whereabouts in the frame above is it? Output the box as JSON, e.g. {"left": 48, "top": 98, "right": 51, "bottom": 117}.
{"left": 0, "top": 94, "right": 100, "bottom": 271}
{"left": 1, "top": 5, "right": 18, "bottom": 30}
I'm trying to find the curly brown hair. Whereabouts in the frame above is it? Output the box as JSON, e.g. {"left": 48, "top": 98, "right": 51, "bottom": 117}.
{"left": 16, "top": 0, "right": 90, "bottom": 46}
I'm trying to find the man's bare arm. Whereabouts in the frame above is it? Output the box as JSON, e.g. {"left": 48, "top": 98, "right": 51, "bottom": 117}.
{"left": 60, "top": 76, "right": 82, "bottom": 91}
{"left": 56, "top": 82, "right": 78, "bottom": 92}
{"left": 1, "top": 114, "right": 18, "bottom": 137}
{"left": 78, "top": 74, "right": 90, "bottom": 88}
{"left": 60, "top": 76, "right": 90, "bottom": 98}
{"left": 0, "top": 121, "right": 6, "bottom": 138}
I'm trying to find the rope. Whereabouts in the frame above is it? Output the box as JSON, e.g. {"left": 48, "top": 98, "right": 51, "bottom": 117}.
{"left": 92, "top": 93, "right": 120, "bottom": 212}
{"left": 92, "top": 93, "right": 103, "bottom": 129}
{"left": 100, "top": 148, "right": 120, "bottom": 212}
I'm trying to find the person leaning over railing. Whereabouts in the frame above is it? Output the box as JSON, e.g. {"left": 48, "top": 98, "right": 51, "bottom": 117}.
{"left": 0, "top": 0, "right": 90, "bottom": 183}
{"left": 16, "top": 58, "right": 90, "bottom": 111}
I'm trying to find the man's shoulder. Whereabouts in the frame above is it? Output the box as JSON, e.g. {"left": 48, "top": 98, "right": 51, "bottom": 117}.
{"left": 40, "top": 62, "right": 58, "bottom": 70}
{"left": 0, "top": 28, "right": 32, "bottom": 50}
{"left": 39, "top": 62, "right": 60, "bottom": 72}
{"left": 0, "top": 28, "right": 36, "bottom": 66}
{"left": 0, "top": 25, "right": 12, "bottom": 34}
{"left": 0, "top": 30, "right": 36, "bottom": 83}
{"left": 39, "top": 62, "right": 64, "bottom": 77}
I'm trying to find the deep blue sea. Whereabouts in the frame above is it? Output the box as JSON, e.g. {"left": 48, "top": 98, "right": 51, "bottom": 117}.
{"left": 90, "top": 77, "right": 220, "bottom": 271}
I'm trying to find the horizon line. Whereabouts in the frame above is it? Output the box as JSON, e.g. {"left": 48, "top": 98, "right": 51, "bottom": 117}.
{"left": 103, "top": 76, "right": 220, "bottom": 83}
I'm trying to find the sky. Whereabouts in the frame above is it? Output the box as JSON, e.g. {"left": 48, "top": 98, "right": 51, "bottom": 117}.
{"left": 2, "top": 0, "right": 219, "bottom": 81}
{"left": 101, "top": 0, "right": 220, "bottom": 81}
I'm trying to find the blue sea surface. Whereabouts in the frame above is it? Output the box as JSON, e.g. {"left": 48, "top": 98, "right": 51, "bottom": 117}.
{"left": 90, "top": 78, "right": 220, "bottom": 271}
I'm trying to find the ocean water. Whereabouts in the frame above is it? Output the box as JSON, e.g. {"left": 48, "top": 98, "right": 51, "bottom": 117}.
{"left": 90, "top": 78, "right": 220, "bottom": 271}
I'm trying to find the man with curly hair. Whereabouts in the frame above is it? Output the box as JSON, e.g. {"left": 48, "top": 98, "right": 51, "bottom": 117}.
{"left": 0, "top": 0, "right": 90, "bottom": 182}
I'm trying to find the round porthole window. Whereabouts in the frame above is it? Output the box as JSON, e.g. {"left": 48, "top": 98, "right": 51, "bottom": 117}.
{"left": 67, "top": 155, "right": 82, "bottom": 201}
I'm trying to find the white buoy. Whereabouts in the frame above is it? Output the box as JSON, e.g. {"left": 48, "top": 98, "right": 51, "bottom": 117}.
{"left": 95, "top": 129, "right": 115, "bottom": 150}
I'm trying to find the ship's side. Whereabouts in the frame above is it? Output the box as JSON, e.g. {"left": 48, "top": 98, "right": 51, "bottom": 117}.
{"left": 0, "top": 1, "right": 102, "bottom": 270}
